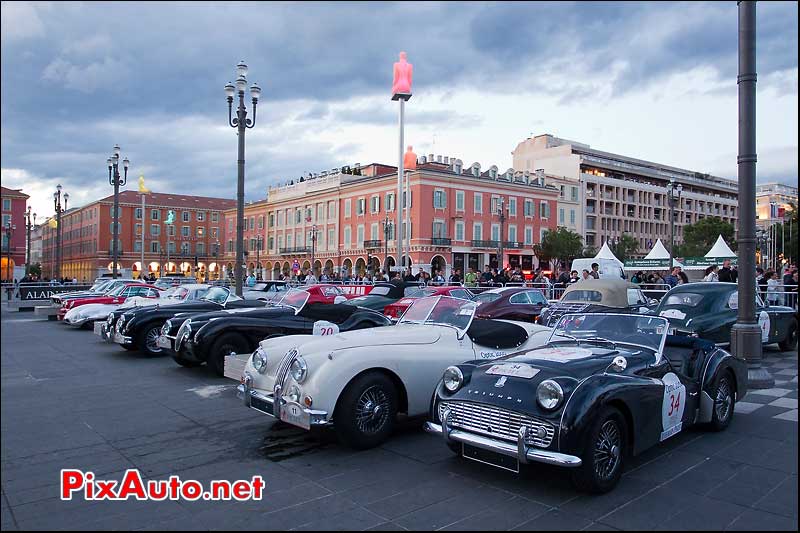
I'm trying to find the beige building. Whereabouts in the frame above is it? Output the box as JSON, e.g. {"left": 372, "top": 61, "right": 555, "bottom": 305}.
{"left": 756, "top": 182, "right": 797, "bottom": 228}
{"left": 512, "top": 134, "right": 739, "bottom": 256}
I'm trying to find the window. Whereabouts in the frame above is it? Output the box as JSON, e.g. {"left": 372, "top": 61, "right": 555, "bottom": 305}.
{"left": 276, "top": 235, "right": 283, "bottom": 250}
{"left": 474, "top": 193, "right": 482, "bottom": 214}
{"left": 134, "top": 223, "right": 143, "bottom": 236}
{"left": 559, "top": 208, "right": 565, "bottom": 224}
{"left": 168, "top": 241, "right": 176, "bottom": 253}
{"left": 433, "top": 190, "right": 446, "bottom": 209}
{"left": 317, "top": 203, "right": 324, "bottom": 220}
{"left": 370, "top": 222, "right": 379, "bottom": 240}
{"left": 181, "top": 242, "right": 191, "bottom": 255}
{"left": 286, "top": 234, "right": 293, "bottom": 248}
{"left": 491, "top": 224, "right": 500, "bottom": 241}
{"left": 168, "top": 225, "right": 176, "bottom": 236}
{"left": 344, "top": 226, "right": 352, "bottom": 247}
{"left": 294, "top": 210, "right": 301, "bottom": 224}
{"left": 181, "top": 226, "right": 190, "bottom": 237}
{"left": 432, "top": 220, "right": 446, "bottom": 238}
{"left": 508, "top": 197, "right": 517, "bottom": 216}
{"left": 305, "top": 207, "right": 312, "bottom": 223}
{"left": 385, "top": 192, "right": 396, "bottom": 212}
{"left": 328, "top": 201, "right": 336, "bottom": 218}
{"left": 109, "top": 222, "right": 121, "bottom": 234}
{"left": 134, "top": 241, "right": 142, "bottom": 252}
{"left": 211, "top": 212, "right": 219, "bottom": 223}
{"left": 508, "top": 225, "right": 517, "bottom": 242}
{"left": 258, "top": 216, "right": 264, "bottom": 229}
{"left": 135, "top": 208, "right": 142, "bottom": 220}
{"left": 268, "top": 236, "right": 274, "bottom": 250}
{"left": 450, "top": 220, "right": 463, "bottom": 241}
{"left": 228, "top": 240, "right": 234, "bottom": 252}
{"left": 490, "top": 196, "right": 500, "bottom": 214}
{"left": 524, "top": 199, "right": 534, "bottom": 217}
{"left": 456, "top": 190, "right": 465, "bottom": 211}
{"left": 525, "top": 226, "right": 533, "bottom": 245}
{"left": 150, "top": 241, "right": 160, "bottom": 253}
{"left": 571, "top": 187, "right": 579, "bottom": 202}
{"left": 473, "top": 222, "right": 483, "bottom": 241}
{"left": 249, "top": 216, "right": 255, "bottom": 230}
{"left": 2, "top": 199, "right": 10, "bottom": 211}
{"left": 197, "top": 212, "right": 206, "bottom": 222}
{"left": 357, "top": 225, "right": 364, "bottom": 246}
{"left": 182, "top": 211, "right": 190, "bottom": 222}
{"left": 196, "top": 227, "right": 204, "bottom": 237}
{"left": 357, "top": 198, "right": 366, "bottom": 215}
{"left": 370, "top": 196, "right": 380, "bottom": 213}
{"left": 110, "top": 206, "right": 120, "bottom": 217}
{"left": 197, "top": 242, "right": 205, "bottom": 255}
{"left": 151, "top": 209, "right": 160, "bottom": 220}
{"left": 541, "top": 201, "right": 551, "bottom": 219}
{"left": 344, "top": 199, "right": 352, "bottom": 218}
{"left": 570, "top": 210, "right": 576, "bottom": 225}
{"left": 402, "top": 190, "right": 412, "bottom": 209}
{"left": 328, "top": 228, "right": 335, "bottom": 250}
{"left": 150, "top": 224, "right": 160, "bottom": 236}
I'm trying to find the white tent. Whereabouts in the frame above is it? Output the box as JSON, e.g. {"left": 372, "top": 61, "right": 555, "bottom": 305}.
{"left": 704, "top": 235, "right": 736, "bottom": 258}
{"left": 594, "top": 242, "right": 623, "bottom": 266}
{"left": 643, "top": 239, "right": 684, "bottom": 268}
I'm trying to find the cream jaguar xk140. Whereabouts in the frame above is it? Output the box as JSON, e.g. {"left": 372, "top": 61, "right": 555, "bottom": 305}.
{"left": 237, "top": 296, "right": 552, "bottom": 448}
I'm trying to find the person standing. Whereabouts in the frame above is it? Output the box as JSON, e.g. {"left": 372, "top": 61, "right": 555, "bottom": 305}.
{"left": 464, "top": 267, "right": 477, "bottom": 287}
{"left": 590, "top": 263, "right": 600, "bottom": 279}
{"left": 718, "top": 259, "right": 736, "bottom": 283}
{"left": 664, "top": 267, "right": 681, "bottom": 288}
{"left": 703, "top": 265, "right": 719, "bottom": 282}
{"left": 766, "top": 271, "right": 780, "bottom": 305}
{"left": 569, "top": 270, "right": 580, "bottom": 284}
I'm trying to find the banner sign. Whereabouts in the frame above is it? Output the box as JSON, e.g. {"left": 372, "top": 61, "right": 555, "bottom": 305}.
{"left": 623, "top": 259, "right": 671, "bottom": 269}
{"left": 683, "top": 256, "right": 738, "bottom": 267}
{"left": 13, "top": 284, "right": 93, "bottom": 301}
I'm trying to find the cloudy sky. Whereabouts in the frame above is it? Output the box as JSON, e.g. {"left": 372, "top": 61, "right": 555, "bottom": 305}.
{"left": 2, "top": 1, "right": 797, "bottom": 220}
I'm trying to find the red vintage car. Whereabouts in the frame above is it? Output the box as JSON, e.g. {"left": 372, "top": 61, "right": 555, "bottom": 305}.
{"left": 382, "top": 285, "right": 475, "bottom": 319}
{"left": 296, "top": 284, "right": 374, "bottom": 305}
{"left": 58, "top": 283, "right": 161, "bottom": 320}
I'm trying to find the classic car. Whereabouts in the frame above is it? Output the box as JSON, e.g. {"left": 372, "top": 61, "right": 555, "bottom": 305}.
{"left": 242, "top": 280, "right": 292, "bottom": 301}
{"left": 654, "top": 282, "right": 797, "bottom": 351}
{"left": 50, "top": 278, "right": 139, "bottom": 306}
{"left": 342, "top": 281, "right": 422, "bottom": 312}
{"left": 171, "top": 288, "right": 392, "bottom": 375}
{"left": 538, "top": 279, "right": 656, "bottom": 327}
{"left": 100, "top": 286, "right": 264, "bottom": 355}
{"left": 382, "top": 285, "right": 474, "bottom": 320}
{"left": 153, "top": 275, "right": 198, "bottom": 289}
{"left": 425, "top": 312, "right": 748, "bottom": 493}
{"left": 57, "top": 283, "right": 157, "bottom": 320}
{"left": 68, "top": 284, "right": 212, "bottom": 329}
{"left": 472, "top": 287, "right": 549, "bottom": 322}
{"left": 237, "top": 296, "right": 553, "bottom": 449}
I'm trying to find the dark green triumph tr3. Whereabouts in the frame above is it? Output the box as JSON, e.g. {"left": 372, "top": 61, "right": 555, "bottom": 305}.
{"left": 654, "top": 282, "right": 797, "bottom": 351}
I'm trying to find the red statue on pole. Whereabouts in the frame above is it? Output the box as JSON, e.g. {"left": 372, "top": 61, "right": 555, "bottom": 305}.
{"left": 391, "top": 51, "right": 413, "bottom": 101}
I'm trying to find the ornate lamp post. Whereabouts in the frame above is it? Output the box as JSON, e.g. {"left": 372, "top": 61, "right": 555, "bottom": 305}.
{"left": 495, "top": 197, "right": 507, "bottom": 270}
{"left": 107, "top": 145, "right": 129, "bottom": 279}
{"left": 25, "top": 207, "right": 36, "bottom": 276}
{"left": 225, "top": 61, "right": 261, "bottom": 297}
{"left": 53, "top": 184, "right": 69, "bottom": 281}
{"left": 255, "top": 235, "right": 263, "bottom": 280}
{"left": 383, "top": 215, "right": 393, "bottom": 276}
{"left": 3, "top": 221, "right": 15, "bottom": 282}
{"left": 667, "top": 179, "right": 683, "bottom": 269}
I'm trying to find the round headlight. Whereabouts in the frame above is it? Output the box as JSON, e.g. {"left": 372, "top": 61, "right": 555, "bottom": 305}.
{"left": 287, "top": 385, "right": 301, "bottom": 403}
{"left": 443, "top": 366, "right": 464, "bottom": 393}
{"left": 536, "top": 380, "right": 564, "bottom": 410}
{"left": 289, "top": 357, "right": 307, "bottom": 383}
{"left": 252, "top": 347, "right": 268, "bottom": 373}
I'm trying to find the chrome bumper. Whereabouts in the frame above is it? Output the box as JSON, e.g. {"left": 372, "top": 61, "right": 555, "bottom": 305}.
{"left": 424, "top": 411, "right": 582, "bottom": 468}
{"left": 236, "top": 376, "right": 330, "bottom": 427}
{"left": 113, "top": 330, "right": 132, "bottom": 345}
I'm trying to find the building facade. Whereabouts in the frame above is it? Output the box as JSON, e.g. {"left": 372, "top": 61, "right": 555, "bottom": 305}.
{"left": 223, "top": 156, "right": 560, "bottom": 279}
{"left": 40, "top": 191, "right": 235, "bottom": 282}
{"left": 512, "top": 134, "right": 739, "bottom": 255}
{"left": 756, "top": 182, "right": 797, "bottom": 228}
{"left": 1, "top": 186, "right": 30, "bottom": 280}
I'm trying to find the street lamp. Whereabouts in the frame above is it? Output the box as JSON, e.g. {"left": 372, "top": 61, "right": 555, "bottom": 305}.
{"left": 383, "top": 215, "right": 393, "bottom": 277}
{"left": 225, "top": 61, "right": 261, "bottom": 297}
{"left": 666, "top": 179, "right": 683, "bottom": 270}
{"left": 25, "top": 207, "right": 36, "bottom": 277}
{"left": 255, "top": 234, "right": 263, "bottom": 280}
{"left": 495, "top": 197, "right": 507, "bottom": 271}
{"left": 107, "top": 145, "right": 129, "bottom": 279}
{"left": 53, "top": 184, "right": 69, "bottom": 281}
{"left": 309, "top": 225, "right": 319, "bottom": 279}
{"left": 3, "top": 221, "right": 15, "bottom": 282}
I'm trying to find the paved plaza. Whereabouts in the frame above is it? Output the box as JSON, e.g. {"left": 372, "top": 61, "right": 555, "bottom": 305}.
{"left": 1, "top": 305, "right": 797, "bottom": 531}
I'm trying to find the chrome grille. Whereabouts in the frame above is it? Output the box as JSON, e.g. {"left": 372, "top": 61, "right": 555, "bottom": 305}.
{"left": 439, "top": 401, "right": 555, "bottom": 448}
{"left": 275, "top": 348, "right": 298, "bottom": 389}
{"left": 542, "top": 303, "right": 590, "bottom": 327}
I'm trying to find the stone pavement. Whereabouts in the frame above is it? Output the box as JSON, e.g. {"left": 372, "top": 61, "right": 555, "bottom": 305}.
{"left": 1, "top": 305, "right": 797, "bottom": 531}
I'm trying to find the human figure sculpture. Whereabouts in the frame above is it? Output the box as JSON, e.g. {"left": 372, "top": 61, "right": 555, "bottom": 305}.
{"left": 391, "top": 51, "right": 413, "bottom": 98}
{"left": 403, "top": 146, "right": 417, "bottom": 170}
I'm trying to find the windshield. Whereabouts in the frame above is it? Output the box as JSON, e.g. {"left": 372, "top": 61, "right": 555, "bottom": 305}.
{"left": 399, "top": 296, "right": 477, "bottom": 332}
{"left": 473, "top": 292, "right": 502, "bottom": 304}
{"left": 107, "top": 284, "right": 128, "bottom": 297}
{"left": 549, "top": 313, "right": 668, "bottom": 353}
{"left": 274, "top": 289, "right": 310, "bottom": 313}
{"left": 661, "top": 293, "right": 704, "bottom": 308}
{"left": 369, "top": 286, "right": 392, "bottom": 296}
{"left": 201, "top": 286, "right": 231, "bottom": 304}
{"left": 562, "top": 290, "right": 603, "bottom": 303}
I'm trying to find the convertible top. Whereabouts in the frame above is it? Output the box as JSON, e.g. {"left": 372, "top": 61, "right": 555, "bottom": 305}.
{"left": 299, "top": 302, "right": 358, "bottom": 323}
{"left": 467, "top": 319, "right": 529, "bottom": 349}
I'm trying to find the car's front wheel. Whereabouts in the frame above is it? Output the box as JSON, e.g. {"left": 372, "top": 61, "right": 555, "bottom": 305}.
{"left": 137, "top": 324, "right": 164, "bottom": 356}
{"left": 208, "top": 333, "right": 249, "bottom": 377}
{"left": 778, "top": 320, "right": 797, "bottom": 352}
{"left": 334, "top": 371, "right": 398, "bottom": 449}
{"left": 571, "top": 406, "right": 627, "bottom": 493}
{"left": 708, "top": 372, "right": 735, "bottom": 432}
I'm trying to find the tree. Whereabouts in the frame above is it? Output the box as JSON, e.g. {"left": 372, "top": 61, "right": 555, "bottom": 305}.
{"left": 772, "top": 201, "right": 797, "bottom": 266}
{"left": 674, "top": 217, "right": 736, "bottom": 257}
{"left": 534, "top": 228, "right": 584, "bottom": 270}
{"left": 582, "top": 246, "right": 597, "bottom": 258}
{"left": 609, "top": 235, "right": 639, "bottom": 263}
{"left": 28, "top": 262, "right": 42, "bottom": 278}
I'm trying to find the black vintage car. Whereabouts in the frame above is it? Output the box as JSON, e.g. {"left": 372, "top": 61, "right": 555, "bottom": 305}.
{"left": 538, "top": 279, "right": 657, "bottom": 327}
{"left": 426, "top": 313, "right": 747, "bottom": 493}
{"left": 341, "top": 281, "right": 420, "bottom": 311}
{"left": 103, "top": 286, "right": 263, "bottom": 355}
{"left": 171, "top": 289, "right": 392, "bottom": 375}
{"left": 654, "top": 282, "right": 797, "bottom": 351}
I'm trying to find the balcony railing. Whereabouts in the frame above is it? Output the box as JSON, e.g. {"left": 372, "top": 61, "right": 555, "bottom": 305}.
{"left": 503, "top": 241, "right": 522, "bottom": 249}
{"left": 279, "top": 246, "right": 311, "bottom": 255}
{"left": 431, "top": 237, "right": 452, "bottom": 246}
{"left": 363, "top": 239, "right": 382, "bottom": 249}
{"left": 471, "top": 239, "right": 500, "bottom": 248}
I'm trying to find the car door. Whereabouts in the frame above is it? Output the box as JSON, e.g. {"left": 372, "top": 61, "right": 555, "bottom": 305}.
{"left": 640, "top": 351, "right": 701, "bottom": 440}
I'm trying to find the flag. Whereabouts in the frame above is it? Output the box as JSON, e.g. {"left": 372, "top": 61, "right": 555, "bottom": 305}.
{"left": 138, "top": 175, "right": 150, "bottom": 193}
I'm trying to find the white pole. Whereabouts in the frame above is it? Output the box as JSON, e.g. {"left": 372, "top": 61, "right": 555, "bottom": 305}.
{"left": 405, "top": 168, "right": 410, "bottom": 273}
{"left": 140, "top": 193, "right": 145, "bottom": 279}
{"left": 396, "top": 99, "right": 405, "bottom": 273}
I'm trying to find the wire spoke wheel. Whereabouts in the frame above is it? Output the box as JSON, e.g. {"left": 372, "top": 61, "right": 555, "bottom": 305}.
{"left": 593, "top": 420, "right": 621, "bottom": 481}
{"left": 715, "top": 378, "right": 733, "bottom": 423}
{"left": 144, "top": 328, "right": 162, "bottom": 353}
{"left": 355, "top": 385, "right": 390, "bottom": 435}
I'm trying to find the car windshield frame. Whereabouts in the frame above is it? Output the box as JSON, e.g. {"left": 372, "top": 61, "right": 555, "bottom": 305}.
{"left": 200, "top": 286, "right": 233, "bottom": 305}
{"left": 398, "top": 295, "right": 478, "bottom": 335}
{"left": 547, "top": 312, "right": 668, "bottom": 361}
{"left": 107, "top": 284, "right": 129, "bottom": 297}
{"left": 271, "top": 288, "right": 311, "bottom": 314}
{"left": 473, "top": 292, "right": 502, "bottom": 304}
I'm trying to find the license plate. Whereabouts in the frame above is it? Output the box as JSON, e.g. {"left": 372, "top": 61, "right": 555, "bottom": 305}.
{"left": 157, "top": 336, "right": 172, "bottom": 349}
{"left": 280, "top": 401, "right": 310, "bottom": 430}
{"left": 486, "top": 363, "right": 539, "bottom": 379}
{"left": 462, "top": 444, "right": 519, "bottom": 473}
{"left": 93, "top": 322, "right": 103, "bottom": 335}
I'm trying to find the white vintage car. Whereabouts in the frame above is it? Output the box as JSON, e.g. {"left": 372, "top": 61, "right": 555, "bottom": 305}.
{"left": 237, "top": 296, "right": 553, "bottom": 449}
{"left": 64, "top": 284, "right": 211, "bottom": 328}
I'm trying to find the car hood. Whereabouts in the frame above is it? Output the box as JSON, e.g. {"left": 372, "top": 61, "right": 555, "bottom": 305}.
{"left": 265, "top": 323, "right": 441, "bottom": 355}
{"left": 478, "top": 345, "right": 624, "bottom": 382}
{"left": 65, "top": 303, "right": 119, "bottom": 319}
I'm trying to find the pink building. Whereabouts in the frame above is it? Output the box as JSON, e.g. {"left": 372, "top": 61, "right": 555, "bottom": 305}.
{"left": 224, "top": 156, "right": 559, "bottom": 279}
{"left": 1, "top": 186, "right": 30, "bottom": 280}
